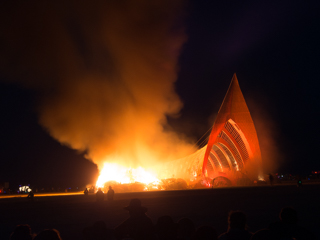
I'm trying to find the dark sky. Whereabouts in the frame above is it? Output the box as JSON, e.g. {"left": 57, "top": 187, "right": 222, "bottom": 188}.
{"left": 1, "top": 1, "right": 320, "bottom": 189}
{"left": 173, "top": 0, "right": 320, "bottom": 176}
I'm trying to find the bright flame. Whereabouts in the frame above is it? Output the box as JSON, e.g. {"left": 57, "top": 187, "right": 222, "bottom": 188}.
{"left": 96, "top": 162, "right": 160, "bottom": 188}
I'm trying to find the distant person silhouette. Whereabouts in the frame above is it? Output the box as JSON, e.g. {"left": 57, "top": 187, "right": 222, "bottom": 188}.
{"left": 155, "top": 215, "right": 179, "bottom": 240}
{"left": 96, "top": 188, "right": 104, "bottom": 202}
{"left": 84, "top": 188, "right": 89, "bottom": 196}
{"left": 114, "top": 198, "right": 155, "bottom": 240}
{"left": 34, "top": 229, "right": 62, "bottom": 240}
{"left": 107, "top": 186, "right": 115, "bottom": 201}
{"left": 268, "top": 174, "right": 274, "bottom": 186}
{"left": 194, "top": 226, "right": 218, "bottom": 240}
{"left": 177, "top": 217, "right": 196, "bottom": 240}
{"left": 27, "top": 191, "right": 34, "bottom": 201}
{"left": 297, "top": 177, "right": 302, "bottom": 187}
{"left": 83, "top": 220, "right": 115, "bottom": 240}
{"left": 219, "top": 211, "right": 252, "bottom": 240}
{"left": 10, "top": 224, "right": 33, "bottom": 240}
{"left": 269, "top": 207, "right": 316, "bottom": 240}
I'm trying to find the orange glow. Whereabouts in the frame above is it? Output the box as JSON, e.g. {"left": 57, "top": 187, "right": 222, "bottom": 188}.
{"left": 96, "top": 162, "right": 160, "bottom": 189}
{"left": 203, "top": 74, "right": 263, "bottom": 181}
{"left": 95, "top": 75, "right": 266, "bottom": 191}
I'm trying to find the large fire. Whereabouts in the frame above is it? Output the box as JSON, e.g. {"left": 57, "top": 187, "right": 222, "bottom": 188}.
{"left": 96, "top": 162, "right": 161, "bottom": 190}
{"left": 94, "top": 159, "right": 196, "bottom": 192}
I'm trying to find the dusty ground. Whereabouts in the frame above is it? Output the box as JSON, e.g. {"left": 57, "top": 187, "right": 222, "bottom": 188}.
{"left": 1, "top": 184, "right": 319, "bottom": 239}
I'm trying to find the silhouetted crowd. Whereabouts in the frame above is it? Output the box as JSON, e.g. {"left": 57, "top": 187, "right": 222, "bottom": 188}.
{"left": 10, "top": 198, "right": 316, "bottom": 240}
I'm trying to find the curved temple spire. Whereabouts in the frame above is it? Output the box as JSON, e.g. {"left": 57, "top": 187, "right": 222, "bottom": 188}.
{"left": 160, "top": 74, "right": 263, "bottom": 185}
{"left": 203, "top": 74, "right": 262, "bottom": 180}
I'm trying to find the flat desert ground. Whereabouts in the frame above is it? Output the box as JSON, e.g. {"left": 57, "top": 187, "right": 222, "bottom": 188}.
{"left": 1, "top": 184, "right": 319, "bottom": 239}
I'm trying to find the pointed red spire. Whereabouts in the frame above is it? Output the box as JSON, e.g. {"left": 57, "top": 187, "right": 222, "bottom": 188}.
{"left": 218, "top": 73, "right": 250, "bottom": 117}
{"left": 202, "top": 74, "right": 262, "bottom": 179}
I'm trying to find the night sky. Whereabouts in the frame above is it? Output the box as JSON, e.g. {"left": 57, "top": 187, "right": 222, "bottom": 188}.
{"left": 1, "top": 1, "right": 320, "bottom": 189}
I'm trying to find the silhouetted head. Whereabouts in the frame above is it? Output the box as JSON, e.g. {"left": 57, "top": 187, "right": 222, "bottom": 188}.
{"left": 228, "top": 211, "right": 247, "bottom": 229}
{"left": 34, "top": 229, "right": 61, "bottom": 240}
{"left": 155, "top": 215, "right": 179, "bottom": 239}
{"left": 251, "top": 229, "right": 276, "bottom": 240}
{"left": 83, "top": 220, "right": 114, "bottom": 239}
{"left": 177, "top": 217, "right": 196, "bottom": 238}
{"left": 93, "top": 221, "right": 107, "bottom": 231}
{"left": 10, "top": 224, "right": 32, "bottom": 240}
{"left": 109, "top": 186, "right": 112, "bottom": 190}
{"left": 279, "top": 207, "right": 298, "bottom": 225}
{"left": 194, "top": 226, "right": 217, "bottom": 240}
{"left": 124, "top": 198, "right": 147, "bottom": 216}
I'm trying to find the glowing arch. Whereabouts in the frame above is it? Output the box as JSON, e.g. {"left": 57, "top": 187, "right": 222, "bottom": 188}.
{"left": 203, "top": 74, "right": 262, "bottom": 181}
{"left": 217, "top": 142, "right": 237, "bottom": 170}
{"left": 218, "top": 131, "right": 243, "bottom": 169}
{"left": 160, "top": 74, "right": 263, "bottom": 184}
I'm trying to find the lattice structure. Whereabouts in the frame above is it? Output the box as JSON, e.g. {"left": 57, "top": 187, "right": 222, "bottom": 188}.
{"left": 202, "top": 74, "right": 262, "bottom": 182}
{"left": 158, "top": 146, "right": 207, "bottom": 181}
{"left": 161, "top": 74, "right": 262, "bottom": 185}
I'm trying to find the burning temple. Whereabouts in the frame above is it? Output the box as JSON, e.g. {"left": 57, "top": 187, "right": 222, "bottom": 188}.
{"left": 158, "top": 74, "right": 263, "bottom": 187}
{"left": 97, "top": 74, "right": 263, "bottom": 191}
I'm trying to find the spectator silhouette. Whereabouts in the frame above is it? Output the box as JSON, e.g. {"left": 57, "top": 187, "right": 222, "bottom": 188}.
{"left": 219, "top": 211, "right": 252, "bottom": 240}
{"left": 10, "top": 224, "right": 33, "bottom": 240}
{"left": 84, "top": 188, "right": 89, "bottom": 196}
{"left": 27, "top": 191, "right": 34, "bottom": 201}
{"left": 250, "top": 229, "right": 277, "bottom": 240}
{"left": 34, "top": 229, "right": 62, "bottom": 240}
{"left": 96, "top": 188, "right": 104, "bottom": 202}
{"left": 114, "top": 198, "right": 155, "bottom": 240}
{"left": 269, "top": 207, "right": 316, "bottom": 240}
{"left": 155, "top": 215, "right": 179, "bottom": 240}
{"left": 268, "top": 174, "right": 274, "bottom": 186}
{"left": 194, "top": 226, "right": 217, "bottom": 240}
{"left": 177, "top": 217, "right": 196, "bottom": 240}
{"left": 297, "top": 177, "right": 302, "bottom": 187}
{"left": 107, "top": 186, "right": 115, "bottom": 201}
{"left": 83, "top": 220, "right": 115, "bottom": 240}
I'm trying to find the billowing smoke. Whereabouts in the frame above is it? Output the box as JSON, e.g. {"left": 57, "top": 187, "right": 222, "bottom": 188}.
{"left": 0, "top": 0, "right": 196, "bottom": 169}
{"left": 246, "top": 97, "right": 283, "bottom": 176}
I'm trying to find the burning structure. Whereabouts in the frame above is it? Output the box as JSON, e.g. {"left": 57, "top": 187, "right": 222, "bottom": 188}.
{"left": 0, "top": 1, "right": 263, "bottom": 191}
{"left": 97, "top": 74, "right": 263, "bottom": 191}
{"left": 158, "top": 74, "right": 263, "bottom": 188}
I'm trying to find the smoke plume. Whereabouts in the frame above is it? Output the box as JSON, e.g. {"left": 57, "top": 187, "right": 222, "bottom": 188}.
{"left": 246, "top": 97, "right": 283, "bottom": 176}
{"left": 0, "top": 0, "right": 195, "bottom": 169}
